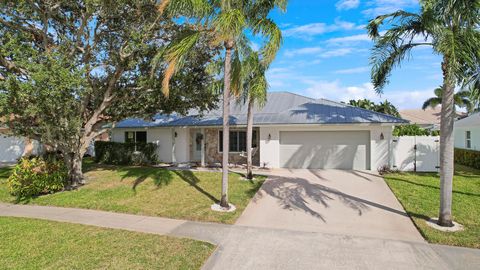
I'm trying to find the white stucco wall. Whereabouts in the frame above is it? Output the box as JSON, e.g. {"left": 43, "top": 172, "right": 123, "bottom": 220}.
{"left": 454, "top": 126, "right": 480, "bottom": 151}
{"left": 259, "top": 124, "right": 394, "bottom": 170}
{"left": 110, "top": 127, "right": 191, "bottom": 163}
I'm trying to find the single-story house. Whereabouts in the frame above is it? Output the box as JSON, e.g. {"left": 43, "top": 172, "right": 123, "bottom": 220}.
{"left": 112, "top": 92, "right": 408, "bottom": 170}
{"left": 400, "top": 106, "right": 465, "bottom": 130}
{"left": 454, "top": 112, "right": 480, "bottom": 151}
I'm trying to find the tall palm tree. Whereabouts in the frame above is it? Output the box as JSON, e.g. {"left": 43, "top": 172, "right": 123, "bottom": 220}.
{"left": 367, "top": 0, "right": 480, "bottom": 226}
{"left": 158, "top": 0, "right": 286, "bottom": 208}
{"left": 422, "top": 86, "right": 472, "bottom": 112}
{"left": 233, "top": 51, "right": 268, "bottom": 180}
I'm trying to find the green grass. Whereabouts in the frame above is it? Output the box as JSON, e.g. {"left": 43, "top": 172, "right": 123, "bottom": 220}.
{"left": 384, "top": 164, "right": 480, "bottom": 248}
{"left": 0, "top": 216, "right": 214, "bottom": 270}
{"left": 0, "top": 162, "right": 264, "bottom": 224}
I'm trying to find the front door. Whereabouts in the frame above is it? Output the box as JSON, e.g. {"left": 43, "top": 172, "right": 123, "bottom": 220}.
{"left": 193, "top": 131, "right": 203, "bottom": 161}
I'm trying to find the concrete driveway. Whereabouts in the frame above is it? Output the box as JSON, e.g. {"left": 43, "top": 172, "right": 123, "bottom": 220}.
{"left": 236, "top": 169, "right": 424, "bottom": 242}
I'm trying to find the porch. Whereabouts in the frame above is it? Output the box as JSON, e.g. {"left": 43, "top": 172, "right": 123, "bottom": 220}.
{"left": 188, "top": 127, "right": 260, "bottom": 167}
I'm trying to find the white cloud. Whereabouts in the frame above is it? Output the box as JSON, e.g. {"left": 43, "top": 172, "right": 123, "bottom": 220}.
{"left": 284, "top": 47, "right": 323, "bottom": 57}
{"left": 282, "top": 18, "right": 362, "bottom": 38}
{"left": 250, "top": 42, "right": 260, "bottom": 51}
{"left": 363, "top": 0, "right": 419, "bottom": 17}
{"left": 334, "top": 66, "right": 370, "bottom": 74}
{"left": 336, "top": 0, "right": 360, "bottom": 10}
{"left": 326, "top": 33, "right": 371, "bottom": 44}
{"left": 300, "top": 79, "right": 435, "bottom": 109}
{"left": 284, "top": 47, "right": 355, "bottom": 58}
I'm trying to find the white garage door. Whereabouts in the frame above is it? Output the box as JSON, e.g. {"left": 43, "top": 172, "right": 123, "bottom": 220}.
{"left": 0, "top": 135, "right": 26, "bottom": 162}
{"left": 279, "top": 131, "right": 370, "bottom": 170}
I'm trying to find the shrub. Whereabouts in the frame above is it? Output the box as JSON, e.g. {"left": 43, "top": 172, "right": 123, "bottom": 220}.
{"left": 94, "top": 141, "right": 157, "bottom": 165}
{"left": 7, "top": 157, "right": 67, "bottom": 200}
{"left": 393, "top": 124, "right": 436, "bottom": 136}
{"left": 455, "top": 148, "right": 480, "bottom": 170}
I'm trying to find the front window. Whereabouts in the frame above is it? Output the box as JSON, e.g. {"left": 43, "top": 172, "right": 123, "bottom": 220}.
{"left": 125, "top": 131, "right": 147, "bottom": 143}
{"left": 466, "top": 131, "right": 471, "bottom": 149}
{"left": 219, "top": 130, "right": 257, "bottom": 152}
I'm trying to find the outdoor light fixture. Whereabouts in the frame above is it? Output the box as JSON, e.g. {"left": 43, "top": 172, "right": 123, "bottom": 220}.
{"left": 174, "top": 132, "right": 178, "bottom": 137}
{"left": 268, "top": 134, "right": 271, "bottom": 141}
{"left": 380, "top": 132, "right": 384, "bottom": 140}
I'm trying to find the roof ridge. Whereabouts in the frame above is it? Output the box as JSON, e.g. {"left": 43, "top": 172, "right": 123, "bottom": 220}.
{"left": 270, "top": 91, "right": 316, "bottom": 101}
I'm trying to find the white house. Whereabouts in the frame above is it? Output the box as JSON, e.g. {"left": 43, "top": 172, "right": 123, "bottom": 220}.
{"left": 0, "top": 127, "right": 41, "bottom": 163}
{"left": 111, "top": 92, "right": 408, "bottom": 171}
{"left": 454, "top": 112, "right": 480, "bottom": 151}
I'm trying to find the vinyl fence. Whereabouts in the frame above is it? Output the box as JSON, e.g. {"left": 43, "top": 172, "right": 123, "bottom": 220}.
{"left": 391, "top": 136, "right": 440, "bottom": 172}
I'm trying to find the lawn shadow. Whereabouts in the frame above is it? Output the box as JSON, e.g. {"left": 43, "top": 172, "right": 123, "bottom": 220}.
{"left": 116, "top": 167, "right": 174, "bottom": 193}
{"left": 171, "top": 170, "right": 219, "bottom": 203}
{"left": 386, "top": 176, "right": 480, "bottom": 197}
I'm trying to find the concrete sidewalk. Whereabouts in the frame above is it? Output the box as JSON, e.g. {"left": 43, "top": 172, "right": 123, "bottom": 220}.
{"left": 1, "top": 203, "right": 479, "bottom": 269}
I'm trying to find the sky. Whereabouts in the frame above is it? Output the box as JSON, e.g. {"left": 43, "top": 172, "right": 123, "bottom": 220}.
{"left": 262, "top": 0, "right": 442, "bottom": 110}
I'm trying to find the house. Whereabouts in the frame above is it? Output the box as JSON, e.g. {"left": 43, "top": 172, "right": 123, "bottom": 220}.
{"left": 400, "top": 106, "right": 465, "bottom": 130}
{"left": 454, "top": 112, "right": 480, "bottom": 151}
{"left": 0, "top": 126, "right": 41, "bottom": 163}
{"left": 111, "top": 92, "right": 408, "bottom": 170}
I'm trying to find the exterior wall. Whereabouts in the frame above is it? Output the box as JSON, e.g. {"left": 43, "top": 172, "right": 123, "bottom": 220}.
{"left": 0, "top": 132, "right": 41, "bottom": 162}
{"left": 111, "top": 127, "right": 190, "bottom": 163}
{"left": 454, "top": 126, "right": 480, "bottom": 151}
{"left": 259, "top": 124, "right": 394, "bottom": 170}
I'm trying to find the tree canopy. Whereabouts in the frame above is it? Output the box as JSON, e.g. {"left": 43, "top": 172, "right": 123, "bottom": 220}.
{"left": 0, "top": 0, "right": 219, "bottom": 185}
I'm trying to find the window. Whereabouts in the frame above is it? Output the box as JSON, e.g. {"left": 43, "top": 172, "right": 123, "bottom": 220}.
{"left": 466, "top": 131, "right": 471, "bottom": 149}
{"left": 125, "top": 131, "right": 147, "bottom": 143}
{"left": 219, "top": 130, "right": 257, "bottom": 152}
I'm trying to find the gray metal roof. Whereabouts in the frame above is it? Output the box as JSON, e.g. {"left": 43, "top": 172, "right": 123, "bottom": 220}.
{"left": 115, "top": 92, "right": 408, "bottom": 128}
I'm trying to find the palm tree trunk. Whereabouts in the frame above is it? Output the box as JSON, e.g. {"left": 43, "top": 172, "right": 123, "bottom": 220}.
{"left": 220, "top": 40, "right": 234, "bottom": 208}
{"left": 438, "top": 58, "right": 455, "bottom": 227}
{"left": 246, "top": 97, "right": 254, "bottom": 180}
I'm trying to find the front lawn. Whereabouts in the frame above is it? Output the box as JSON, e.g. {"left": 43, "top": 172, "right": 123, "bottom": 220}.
{"left": 384, "top": 165, "right": 480, "bottom": 248}
{"left": 0, "top": 217, "right": 214, "bottom": 270}
{"left": 0, "top": 162, "right": 264, "bottom": 224}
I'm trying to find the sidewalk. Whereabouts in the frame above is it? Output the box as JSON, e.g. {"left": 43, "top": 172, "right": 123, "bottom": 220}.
{"left": 1, "top": 203, "right": 479, "bottom": 270}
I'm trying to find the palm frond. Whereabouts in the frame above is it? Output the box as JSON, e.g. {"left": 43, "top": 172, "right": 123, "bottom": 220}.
{"left": 213, "top": 8, "right": 246, "bottom": 41}
{"left": 252, "top": 18, "right": 282, "bottom": 66}
{"left": 422, "top": 97, "right": 441, "bottom": 110}
{"left": 159, "top": 0, "right": 212, "bottom": 18}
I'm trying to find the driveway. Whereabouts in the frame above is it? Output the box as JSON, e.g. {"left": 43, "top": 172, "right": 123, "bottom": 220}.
{"left": 236, "top": 169, "right": 424, "bottom": 242}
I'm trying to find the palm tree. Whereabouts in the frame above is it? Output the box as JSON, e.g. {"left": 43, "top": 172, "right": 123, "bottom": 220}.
{"left": 158, "top": 0, "right": 286, "bottom": 208}
{"left": 348, "top": 99, "right": 376, "bottom": 110}
{"left": 376, "top": 100, "right": 400, "bottom": 117}
{"left": 367, "top": 0, "right": 480, "bottom": 227}
{"left": 422, "top": 86, "right": 472, "bottom": 112}
{"left": 234, "top": 51, "right": 268, "bottom": 180}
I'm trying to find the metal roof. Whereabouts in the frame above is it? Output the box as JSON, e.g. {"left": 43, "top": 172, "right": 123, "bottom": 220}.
{"left": 115, "top": 92, "right": 408, "bottom": 128}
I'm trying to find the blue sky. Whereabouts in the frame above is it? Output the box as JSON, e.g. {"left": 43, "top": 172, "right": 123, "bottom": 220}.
{"left": 262, "top": 0, "right": 442, "bottom": 110}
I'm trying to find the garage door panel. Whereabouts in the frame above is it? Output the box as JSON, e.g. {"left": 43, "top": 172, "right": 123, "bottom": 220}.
{"left": 279, "top": 131, "right": 370, "bottom": 170}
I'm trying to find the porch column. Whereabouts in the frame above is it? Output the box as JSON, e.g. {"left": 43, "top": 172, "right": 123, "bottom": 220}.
{"left": 171, "top": 128, "right": 176, "bottom": 164}
{"left": 201, "top": 128, "right": 205, "bottom": 167}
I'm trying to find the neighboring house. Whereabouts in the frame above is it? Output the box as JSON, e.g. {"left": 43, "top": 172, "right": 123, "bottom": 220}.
{"left": 454, "top": 112, "right": 480, "bottom": 151}
{"left": 400, "top": 107, "right": 441, "bottom": 130}
{"left": 400, "top": 106, "right": 465, "bottom": 130}
{"left": 112, "top": 92, "right": 407, "bottom": 170}
{"left": 0, "top": 126, "right": 41, "bottom": 163}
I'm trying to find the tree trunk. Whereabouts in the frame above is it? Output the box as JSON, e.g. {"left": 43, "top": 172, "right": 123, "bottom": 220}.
{"left": 220, "top": 40, "right": 234, "bottom": 208}
{"left": 246, "top": 97, "right": 254, "bottom": 180}
{"left": 438, "top": 58, "right": 455, "bottom": 227}
{"left": 64, "top": 151, "right": 85, "bottom": 188}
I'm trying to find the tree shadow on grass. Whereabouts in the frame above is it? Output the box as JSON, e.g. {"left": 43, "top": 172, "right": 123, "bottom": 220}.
{"left": 171, "top": 170, "right": 219, "bottom": 203}
{"left": 386, "top": 176, "right": 480, "bottom": 197}
{"left": 116, "top": 167, "right": 174, "bottom": 193}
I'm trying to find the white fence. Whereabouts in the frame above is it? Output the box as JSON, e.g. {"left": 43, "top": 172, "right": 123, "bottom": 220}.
{"left": 391, "top": 136, "right": 440, "bottom": 172}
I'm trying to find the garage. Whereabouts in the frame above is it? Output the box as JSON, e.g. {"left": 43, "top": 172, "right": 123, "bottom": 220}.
{"left": 279, "top": 131, "right": 370, "bottom": 170}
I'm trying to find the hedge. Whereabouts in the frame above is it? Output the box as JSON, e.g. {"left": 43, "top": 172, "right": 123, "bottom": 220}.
{"left": 454, "top": 148, "right": 480, "bottom": 170}
{"left": 94, "top": 141, "right": 158, "bottom": 165}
